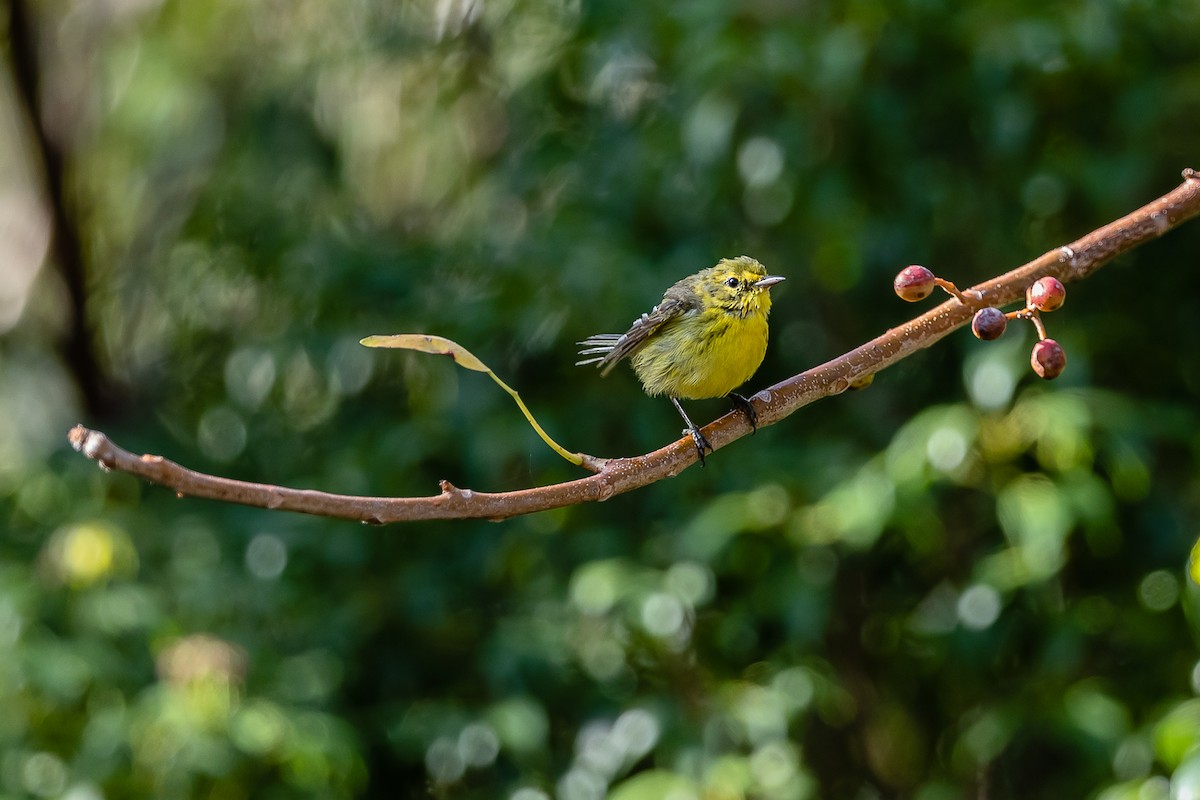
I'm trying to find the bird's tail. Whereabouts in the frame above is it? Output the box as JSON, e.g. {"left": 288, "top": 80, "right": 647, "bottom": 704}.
{"left": 576, "top": 334, "right": 623, "bottom": 370}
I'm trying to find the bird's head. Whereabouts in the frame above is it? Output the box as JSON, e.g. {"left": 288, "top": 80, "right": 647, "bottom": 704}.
{"left": 702, "top": 256, "right": 785, "bottom": 318}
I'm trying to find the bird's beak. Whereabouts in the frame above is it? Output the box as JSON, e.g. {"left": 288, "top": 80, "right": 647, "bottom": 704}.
{"left": 754, "top": 275, "right": 785, "bottom": 289}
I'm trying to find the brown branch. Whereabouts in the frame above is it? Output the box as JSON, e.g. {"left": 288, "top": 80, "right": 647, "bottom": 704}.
{"left": 69, "top": 169, "right": 1200, "bottom": 523}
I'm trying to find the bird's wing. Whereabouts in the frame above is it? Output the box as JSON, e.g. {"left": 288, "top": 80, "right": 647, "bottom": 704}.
{"left": 576, "top": 296, "right": 690, "bottom": 376}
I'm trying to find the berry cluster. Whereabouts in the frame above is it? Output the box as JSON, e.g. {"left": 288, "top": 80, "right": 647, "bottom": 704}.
{"left": 893, "top": 265, "right": 1067, "bottom": 380}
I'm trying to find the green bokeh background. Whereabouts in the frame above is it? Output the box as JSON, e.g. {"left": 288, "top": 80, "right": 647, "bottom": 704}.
{"left": 3, "top": 1, "right": 1200, "bottom": 798}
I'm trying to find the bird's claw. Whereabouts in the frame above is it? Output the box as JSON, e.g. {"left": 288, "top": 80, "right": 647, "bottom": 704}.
{"left": 727, "top": 392, "right": 758, "bottom": 433}
{"left": 684, "top": 426, "right": 714, "bottom": 466}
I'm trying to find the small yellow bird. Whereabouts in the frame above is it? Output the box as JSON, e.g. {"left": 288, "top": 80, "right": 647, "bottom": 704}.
{"left": 577, "top": 256, "right": 785, "bottom": 463}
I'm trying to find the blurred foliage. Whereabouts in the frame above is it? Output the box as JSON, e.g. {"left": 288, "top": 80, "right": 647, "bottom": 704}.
{"left": 3, "top": 0, "right": 1200, "bottom": 797}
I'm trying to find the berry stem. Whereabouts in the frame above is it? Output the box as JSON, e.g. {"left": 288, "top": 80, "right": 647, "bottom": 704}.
{"left": 1030, "top": 313, "right": 1049, "bottom": 341}
{"left": 934, "top": 278, "right": 970, "bottom": 304}
{"left": 1004, "top": 307, "right": 1050, "bottom": 340}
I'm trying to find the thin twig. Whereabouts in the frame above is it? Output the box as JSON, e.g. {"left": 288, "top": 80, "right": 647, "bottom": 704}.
{"left": 69, "top": 169, "right": 1200, "bottom": 523}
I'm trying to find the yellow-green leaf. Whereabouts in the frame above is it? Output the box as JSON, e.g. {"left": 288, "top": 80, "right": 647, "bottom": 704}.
{"left": 359, "top": 334, "right": 489, "bottom": 372}
{"left": 361, "top": 333, "right": 584, "bottom": 467}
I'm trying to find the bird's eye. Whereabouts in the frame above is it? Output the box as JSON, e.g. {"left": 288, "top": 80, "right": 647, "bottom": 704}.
{"left": 725, "top": 277, "right": 740, "bottom": 288}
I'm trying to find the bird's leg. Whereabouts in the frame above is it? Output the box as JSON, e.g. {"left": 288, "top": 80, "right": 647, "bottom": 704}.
{"left": 727, "top": 392, "right": 758, "bottom": 433}
{"left": 669, "top": 397, "right": 712, "bottom": 465}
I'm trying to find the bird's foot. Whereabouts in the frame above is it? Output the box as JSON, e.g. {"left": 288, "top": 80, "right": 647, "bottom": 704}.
{"left": 727, "top": 392, "right": 758, "bottom": 433}
{"left": 684, "top": 425, "right": 714, "bottom": 466}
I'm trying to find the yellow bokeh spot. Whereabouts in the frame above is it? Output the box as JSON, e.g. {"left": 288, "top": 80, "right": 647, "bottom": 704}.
{"left": 46, "top": 522, "right": 135, "bottom": 588}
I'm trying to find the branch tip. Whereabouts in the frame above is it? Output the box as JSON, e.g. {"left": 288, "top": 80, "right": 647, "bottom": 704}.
{"left": 69, "top": 425, "right": 107, "bottom": 461}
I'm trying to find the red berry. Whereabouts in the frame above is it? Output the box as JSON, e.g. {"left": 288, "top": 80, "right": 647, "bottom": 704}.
{"left": 894, "top": 265, "right": 936, "bottom": 302}
{"left": 1031, "top": 339, "right": 1066, "bottom": 379}
{"left": 1027, "top": 277, "right": 1066, "bottom": 312}
{"left": 971, "top": 307, "right": 1008, "bottom": 340}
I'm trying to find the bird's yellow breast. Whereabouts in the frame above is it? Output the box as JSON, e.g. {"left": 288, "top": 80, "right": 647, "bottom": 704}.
{"left": 630, "top": 305, "right": 771, "bottom": 399}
